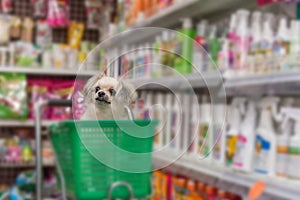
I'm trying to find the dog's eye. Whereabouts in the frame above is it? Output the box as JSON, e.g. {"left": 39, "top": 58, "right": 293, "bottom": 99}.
{"left": 95, "top": 86, "right": 100, "bottom": 93}
{"left": 109, "top": 89, "right": 116, "bottom": 96}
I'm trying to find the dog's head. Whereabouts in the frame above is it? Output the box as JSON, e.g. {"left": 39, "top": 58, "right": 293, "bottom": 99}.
{"left": 83, "top": 73, "right": 137, "bottom": 108}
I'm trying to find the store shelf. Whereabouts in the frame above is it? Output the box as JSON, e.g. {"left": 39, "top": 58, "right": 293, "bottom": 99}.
{"left": 153, "top": 150, "right": 300, "bottom": 199}
{"left": 103, "top": 0, "right": 256, "bottom": 48}
{"left": 224, "top": 71, "right": 300, "bottom": 96}
{"left": 0, "top": 67, "right": 97, "bottom": 76}
{"left": 0, "top": 120, "right": 59, "bottom": 127}
{"left": 0, "top": 161, "right": 55, "bottom": 168}
{"left": 129, "top": 71, "right": 222, "bottom": 90}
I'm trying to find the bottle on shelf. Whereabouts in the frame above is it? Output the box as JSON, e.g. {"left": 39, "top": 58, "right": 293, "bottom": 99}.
{"left": 225, "top": 97, "right": 245, "bottom": 166}
{"left": 233, "top": 100, "right": 256, "bottom": 172}
{"left": 212, "top": 104, "right": 226, "bottom": 165}
{"left": 280, "top": 107, "right": 300, "bottom": 180}
{"left": 253, "top": 97, "right": 280, "bottom": 176}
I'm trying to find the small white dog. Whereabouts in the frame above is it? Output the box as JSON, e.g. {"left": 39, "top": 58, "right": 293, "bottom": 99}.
{"left": 81, "top": 72, "right": 137, "bottom": 120}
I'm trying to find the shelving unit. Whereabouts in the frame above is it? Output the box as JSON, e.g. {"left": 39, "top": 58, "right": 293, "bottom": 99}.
{"left": 153, "top": 150, "right": 300, "bottom": 200}
{"left": 103, "top": 0, "right": 256, "bottom": 48}
{"left": 129, "top": 71, "right": 222, "bottom": 90}
{"left": 0, "top": 161, "right": 55, "bottom": 168}
{"left": 224, "top": 70, "right": 300, "bottom": 96}
{"left": 0, "top": 120, "right": 58, "bottom": 127}
{"left": 0, "top": 67, "right": 97, "bottom": 76}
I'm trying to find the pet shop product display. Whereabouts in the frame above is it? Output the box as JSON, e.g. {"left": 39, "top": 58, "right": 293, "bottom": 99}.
{"left": 0, "top": 73, "right": 28, "bottom": 119}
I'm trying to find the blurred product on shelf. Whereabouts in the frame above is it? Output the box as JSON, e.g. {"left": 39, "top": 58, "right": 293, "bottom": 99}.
{"left": 102, "top": 8, "right": 300, "bottom": 80}
{"left": 0, "top": 136, "right": 33, "bottom": 164}
{"left": 84, "top": 0, "right": 102, "bottom": 29}
{"left": 137, "top": 92, "right": 300, "bottom": 182}
{"left": 0, "top": 131, "right": 54, "bottom": 166}
{"left": 27, "top": 77, "right": 85, "bottom": 120}
{"left": 32, "top": 0, "right": 47, "bottom": 18}
{"left": 0, "top": 73, "right": 28, "bottom": 119}
{"left": 151, "top": 170, "right": 243, "bottom": 200}
{"left": 0, "top": 74, "right": 86, "bottom": 120}
{"left": 0, "top": 170, "right": 56, "bottom": 199}
{"left": 47, "top": 0, "right": 70, "bottom": 27}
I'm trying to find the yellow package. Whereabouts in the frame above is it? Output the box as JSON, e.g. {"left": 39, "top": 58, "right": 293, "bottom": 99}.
{"left": 152, "top": 171, "right": 167, "bottom": 200}
{"left": 68, "top": 21, "right": 84, "bottom": 49}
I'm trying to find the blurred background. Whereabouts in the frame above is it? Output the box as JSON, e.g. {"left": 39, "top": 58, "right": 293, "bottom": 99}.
{"left": 0, "top": 0, "right": 300, "bottom": 199}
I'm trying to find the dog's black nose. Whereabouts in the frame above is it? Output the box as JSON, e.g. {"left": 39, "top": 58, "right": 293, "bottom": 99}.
{"left": 98, "top": 91, "right": 105, "bottom": 97}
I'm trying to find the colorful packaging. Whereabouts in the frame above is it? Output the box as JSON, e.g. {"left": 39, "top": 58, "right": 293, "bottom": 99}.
{"left": 49, "top": 79, "right": 74, "bottom": 120}
{"left": 47, "top": 0, "right": 70, "bottom": 27}
{"left": 73, "top": 80, "right": 86, "bottom": 120}
{"left": 68, "top": 21, "right": 84, "bottom": 49}
{"left": 85, "top": 0, "right": 102, "bottom": 29}
{"left": 172, "top": 176, "right": 186, "bottom": 200}
{"left": 36, "top": 20, "right": 52, "bottom": 49}
{"left": 32, "top": 0, "right": 47, "bottom": 17}
{"left": 1, "top": 0, "right": 13, "bottom": 13}
{"left": 152, "top": 171, "right": 168, "bottom": 200}
{"left": 10, "top": 16, "right": 21, "bottom": 39}
{"left": 21, "top": 17, "right": 35, "bottom": 43}
{"left": 0, "top": 73, "right": 28, "bottom": 119}
{"left": 27, "top": 78, "right": 52, "bottom": 119}
{"left": 0, "top": 15, "right": 12, "bottom": 45}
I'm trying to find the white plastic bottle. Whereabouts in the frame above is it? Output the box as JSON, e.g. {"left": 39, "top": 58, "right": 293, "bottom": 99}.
{"left": 225, "top": 107, "right": 240, "bottom": 167}
{"left": 261, "top": 14, "right": 275, "bottom": 73}
{"left": 172, "top": 94, "right": 182, "bottom": 152}
{"left": 182, "top": 93, "right": 191, "bottom": 151}
{"left": 190, "top": 96, "right": 200, "bottom": 155}
{"left": 143, "top": 92, "right": 153, "bottom": 120}
{"left": 280, "top": 107, "right": 300, "bottom": 179}
{"left": 212, "top": 104, "right": 226, "bottom": 165}
{"left": 253, "top": 97, "right": 279, "bottom": 176}
{"left": 234, "top": 9, "right": 250, "bottom": 76}
{"left": 274, "top": 18, "right": 290, "bottom": 71}
{"left": 225, "top": 98, "right": 245, "bottom": 166}
{"left": 164, "top": 93, "right": 173, "bottom": 148}
{"left": 233, "top": 101, "right": 256, "bottom": 172}
{"left": 288, "top": 121, "right": 300, "bottom": 179}
{"left": 153, "top": 93, "right": 165, "bottom": 149}
{"left": 276, "top": 121, "right": 290, "bottom": 177}
{"left": 198, "top": 102, "right": 212, "bottom": 161}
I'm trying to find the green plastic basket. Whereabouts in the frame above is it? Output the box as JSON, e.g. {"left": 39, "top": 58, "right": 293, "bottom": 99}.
{"left": 50, "top": 120, "right": 157, "bottom": 200}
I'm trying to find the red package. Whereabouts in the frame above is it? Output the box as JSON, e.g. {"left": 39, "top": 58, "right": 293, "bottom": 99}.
{"left": 49, "top": 79, "right": 74, "bottom": 120}
{"left": 73, "top": 80, "right": 86, "bottom": 120}
{"left": 27, "top": 78, "right": 52, "bottom": 119}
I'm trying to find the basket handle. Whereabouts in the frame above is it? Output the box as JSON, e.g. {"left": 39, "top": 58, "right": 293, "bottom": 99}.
{"left": 124, "top": 105, "right": 134, "bottom": 120}
{"left": 107, "top": 181, "right": 134, "bottom": 200}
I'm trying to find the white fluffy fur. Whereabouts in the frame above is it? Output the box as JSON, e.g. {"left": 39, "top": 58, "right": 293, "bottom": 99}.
{"left": 81, "top": 73, "right": 137, "bottom": 120}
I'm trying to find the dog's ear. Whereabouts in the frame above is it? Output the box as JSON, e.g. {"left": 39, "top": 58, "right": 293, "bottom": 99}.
{"left": 116, "top": 81, "right": 137, "bottom": 104}
{"left": 84, "top": 72, "right": 103, "bottom": 100}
